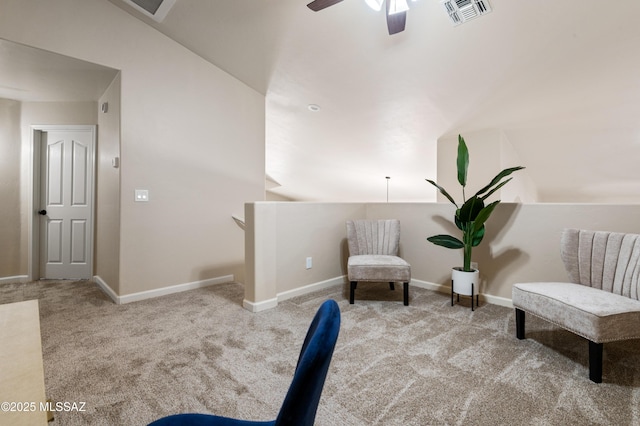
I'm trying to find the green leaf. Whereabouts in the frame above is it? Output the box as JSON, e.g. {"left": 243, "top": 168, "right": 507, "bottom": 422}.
{"left": 425, "top": 179, "right": 458, "bottom": 207}
{"left": 472, "top": 200, "right": 500, "bottom": 234}
{"left": 457, "top": 135, "right": 469, "bottom": 188}
{"left": 471, "top": 225, "right": 485, "bottom": 247}
{"left": 458, "top": 196, "right": 484, "bottom": 223}
{"left": 480, "top": 177, "right": 512, "bottom": 201}
{"left": 454, "top": 213, "right": 464, "bottom": 231}
{"left": 475, "top": 166, "right": 525, "bottom": 198}
{"left": 427, "top": 235, "right": 464, "bottom": 249}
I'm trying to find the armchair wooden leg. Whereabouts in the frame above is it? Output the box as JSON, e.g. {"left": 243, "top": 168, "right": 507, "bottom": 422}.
{"left": 589, "top": 341, "right": 603, "bottom": 383}
{"left": 350, "top": 281, "right": 356, "bottom": 304}
{"left": 515, "top": 308, "right": 525, "bottom": 340}
{"left": 403, "top": 282, "right": 409, "bottom": 306}
{"left": 389, "top": 282, "right": 395, "bottom": 291}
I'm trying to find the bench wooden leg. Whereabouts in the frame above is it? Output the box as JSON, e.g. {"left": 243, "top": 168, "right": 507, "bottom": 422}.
{"left": 515, "top": 308, "right": 525, "bottom": 340}
{"left": 403, "top": 282, "right": 409, "bottom": 306}
{"left": 350, "top": 281, "right": 356, "bottom": 304}
{"left": 589, "top": 341, "right": 603, "bottom": 383}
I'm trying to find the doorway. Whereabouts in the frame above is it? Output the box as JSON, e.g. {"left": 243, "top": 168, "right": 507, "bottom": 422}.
{"left": 31, "top": 125, "right": 96, "bottom": 280}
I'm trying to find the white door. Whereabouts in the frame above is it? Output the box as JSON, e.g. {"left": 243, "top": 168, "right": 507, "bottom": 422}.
{"left": 39, "top": 127, "right": 95, "bottom": 279}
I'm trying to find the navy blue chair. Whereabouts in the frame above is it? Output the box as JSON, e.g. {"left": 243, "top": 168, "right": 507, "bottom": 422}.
{"left": 148, "top": 299, "right": 341, "bottom": 426}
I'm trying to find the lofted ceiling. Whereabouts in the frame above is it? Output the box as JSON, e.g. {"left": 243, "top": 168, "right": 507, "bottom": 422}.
{"left": 5, "top": 0, "right": 640, "bottom": 202}
{"left": 106, "top": 0, "right": 640, "bottom": 203}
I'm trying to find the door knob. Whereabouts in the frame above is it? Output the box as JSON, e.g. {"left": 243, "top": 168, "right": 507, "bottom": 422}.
{"left": 38, "top": 209, "right": 47, "bottom": 215}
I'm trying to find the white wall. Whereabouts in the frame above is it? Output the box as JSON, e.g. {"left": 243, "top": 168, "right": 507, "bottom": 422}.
{"left": 95, "top": 74, "right": 121, "bottom": 292}
{"left": 499, "top": 131, "right": 538, "bottom": 202}
{"left": 245, "top": 201, "right": 640, "bottom": 310}
{"left": 1, "top": 0, "right": 265, "bottom": 296}
{"left": 0, "top": 99, "right": 21, "bottom": 279}
{"left": 437, "top": 129, "right": 538, "bottom": 203}
{"left": 244, "top": 202, "right": 366, "bottom": 311}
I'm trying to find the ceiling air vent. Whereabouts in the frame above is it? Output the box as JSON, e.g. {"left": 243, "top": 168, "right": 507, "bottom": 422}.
{"left": 122, "top": 0, "right": 177, "bottom": 23}
{"left": 441, "top": 0, "right": 492, "bottom": 26}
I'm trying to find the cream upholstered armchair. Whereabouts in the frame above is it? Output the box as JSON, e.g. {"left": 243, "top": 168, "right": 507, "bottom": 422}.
{"left": 346, "top": 219, "right": 411, "bottom": 305}
{"left": 513, "top": 229, "right": 640, "bottom": 383}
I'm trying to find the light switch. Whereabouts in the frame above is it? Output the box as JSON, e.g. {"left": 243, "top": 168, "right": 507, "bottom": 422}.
{"left": 135, "top": 189, "right": 149, "bottom": 202}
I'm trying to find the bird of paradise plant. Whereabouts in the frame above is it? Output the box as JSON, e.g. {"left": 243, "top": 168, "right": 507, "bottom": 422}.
{"left": 426, "top": 134, "right": 525, "bottom": 272}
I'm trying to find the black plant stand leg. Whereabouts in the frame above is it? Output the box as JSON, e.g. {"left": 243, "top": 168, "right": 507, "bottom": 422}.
{"left": 350, "top": 281, "right": 356, "bottom": 304}
{"left": 451, "top": 280, "right": 454, "bottom": 306}
{"left": 515, "top": 308, "right": 525, "bottom": 339}
{"left": 389, "top": 282, "right": 395, "bottom": 290}
{"left": 471, "top": 283, "right": 475, "bottom": 311}
{"left": 589, "top": 341, "right": 603, "bottom": 383}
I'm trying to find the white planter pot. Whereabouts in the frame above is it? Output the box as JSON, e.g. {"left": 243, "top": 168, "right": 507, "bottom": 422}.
{"left": 451, "top": 267, "right": 479, "bottom": 296}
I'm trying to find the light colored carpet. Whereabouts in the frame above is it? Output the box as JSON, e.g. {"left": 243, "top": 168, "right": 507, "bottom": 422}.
{"left": 1, "top": 280, "right": 639, "bottom": 425}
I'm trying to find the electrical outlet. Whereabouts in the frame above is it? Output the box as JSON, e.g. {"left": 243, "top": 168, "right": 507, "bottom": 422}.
{"left": 306, "top": 257, "right": 312, "bottom": 269}
{"left": 134, "top": 189, "right": 149, "bottom": 202}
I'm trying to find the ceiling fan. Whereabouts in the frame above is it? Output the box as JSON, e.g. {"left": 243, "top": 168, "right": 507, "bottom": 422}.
{"left": 307, "top": 0, "right": 416, "bottom": 35}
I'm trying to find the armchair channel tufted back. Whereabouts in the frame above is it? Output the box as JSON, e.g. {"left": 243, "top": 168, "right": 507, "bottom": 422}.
{"left": 561, "top": 228, "right": 640, "bottom": 301}
{"left": 346, "top": 219, "right": 401, "bottom": 257}
{"left": 345, "top": 219, "right": 410, "bottom": 305}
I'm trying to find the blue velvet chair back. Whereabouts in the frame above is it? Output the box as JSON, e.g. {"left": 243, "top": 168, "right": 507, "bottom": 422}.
{"left": 148, "top": 299, "right": 341, "bottom": 426}
{"left": 276, "top": 299, "right": 340, "bottom": 425}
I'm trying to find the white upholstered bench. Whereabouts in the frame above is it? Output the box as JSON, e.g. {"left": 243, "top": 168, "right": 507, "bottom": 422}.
{"left": 512, "top": 228, "right": 640, "bottom": 383}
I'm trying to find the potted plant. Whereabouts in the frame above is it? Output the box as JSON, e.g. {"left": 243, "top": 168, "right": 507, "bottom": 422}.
{"left": 426, "top": 134, "right": 524, "bottom": 299}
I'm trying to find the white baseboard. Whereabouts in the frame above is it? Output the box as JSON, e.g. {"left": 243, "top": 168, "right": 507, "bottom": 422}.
{"left": 482, "top": 294, "right": 514, "bottom": 308}
{"left": 242, "top": 277, "right": 514, "bottom": 313}
{"left": 242, "top": 276, "right": 346, "bottom": 313}
{"left": 410, "top": 278, "right": 514, "bottom": 308}
{"left": 410, "top": 279, "right": 448, "bottom": 293}
{"left": 0, "top": 275, "right": 29, "bottom": 284}
{"left": 94, "top": 275, "right": 235, "bottom": 305}
{"left": 243, "top": 297, "right": 278, "bottom": 313}
{"left": 278, "top": 276, "right": 346, "bottom": 302}
{"left": 93, "top": 275, "right": 119, "bottom": 304}
{"left": 112, "top": 274, "right": 513, "bottom": 313}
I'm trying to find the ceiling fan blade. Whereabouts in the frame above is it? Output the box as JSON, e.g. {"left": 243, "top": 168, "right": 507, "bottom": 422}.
{"left": 307, "top": 0, "right": 344, "bottom": 11}
{"left": 386, "top": 3, "right": 407, "bottom": 35}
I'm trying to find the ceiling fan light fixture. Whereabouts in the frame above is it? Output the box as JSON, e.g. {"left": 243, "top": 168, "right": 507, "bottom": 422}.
{"left": 388, "top": 0, "right": 409, "bottom": 15}
{"left": 365, "top": 0, "right": 384, "bottom": 12}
